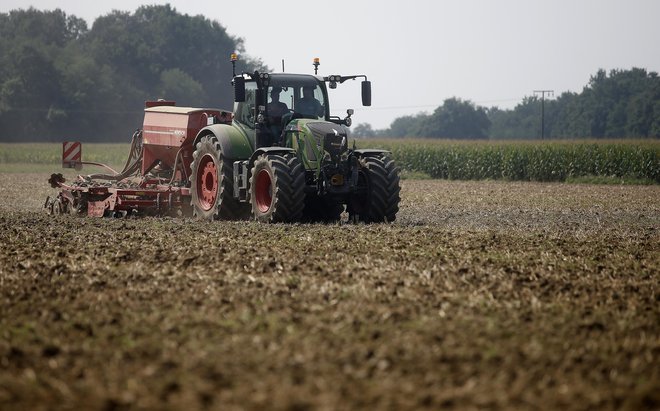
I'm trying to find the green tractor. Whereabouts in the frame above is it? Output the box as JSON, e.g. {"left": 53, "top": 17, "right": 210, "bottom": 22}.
{"left": 189, "top": 56, "right": 400, "bottom": 223}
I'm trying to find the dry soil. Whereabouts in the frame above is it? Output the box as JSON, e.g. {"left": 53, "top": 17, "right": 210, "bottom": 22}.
{"left": 0, "top": 173, "right": 658, "bottom": 410}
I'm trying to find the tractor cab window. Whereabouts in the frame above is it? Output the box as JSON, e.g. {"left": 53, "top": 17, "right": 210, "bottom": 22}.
{"left": 235, "top": 81, "right": 258, "bottom": 128}
{"left": 293, "top": 84, "right": 325, "bottom": 119}
{"left": 268, "top": 86, "right": 293, "bottom": 120}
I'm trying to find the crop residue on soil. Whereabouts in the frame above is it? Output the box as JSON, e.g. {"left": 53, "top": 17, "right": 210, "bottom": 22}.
{"left": 0, "top": 175, "right": 659, "bottom": 410}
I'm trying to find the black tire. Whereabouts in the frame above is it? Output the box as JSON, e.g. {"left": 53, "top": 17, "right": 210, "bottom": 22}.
{"left": 249, "top": 153, "right": 305, "bottom": 223}
{"left": 74, "top": 192, "right": 88, "bottom": 216}
{"left": 302, "top": 195, "right": 344, "bottom": 223}
{"left": 349, "top": 155, "right": 400, "bottom": 223}
{"left": 189, "top": 135, "right": 248, "bottom": 220}
{"left": 48, "top": 197, "right": 67, "bottom": 215}
{"left": 55, "top": 198, "right": 65, "bottom": 215}
{"left": 45, "top": 197, "right": 55, "bottom": 215}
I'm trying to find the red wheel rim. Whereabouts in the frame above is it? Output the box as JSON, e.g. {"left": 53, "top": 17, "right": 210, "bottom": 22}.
{"left": 254, "top": 169, "right": 272, "bottom": 213}
{"left": 197, "top": 154, "right": 218, "bottom": 211}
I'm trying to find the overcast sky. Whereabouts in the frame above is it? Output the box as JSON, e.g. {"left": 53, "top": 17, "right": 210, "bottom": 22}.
{"left": 2, "top": 0, "right": 659, "bottom": 129}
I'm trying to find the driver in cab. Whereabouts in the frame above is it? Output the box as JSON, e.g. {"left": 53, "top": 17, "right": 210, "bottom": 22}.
{"left": 267, "top": 87, "right": 289, "bottom": 142}
{"left": 268, "top": 87, "right": 289, "bottom": 122}
{"left": 297, "top": 85, "right": 324, "bottom": 118}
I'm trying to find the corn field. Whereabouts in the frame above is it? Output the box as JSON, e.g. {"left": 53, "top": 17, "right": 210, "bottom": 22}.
{"left": 1, "top": 140, "right": 659, "bottom": 183}
{"left": 358, "top": 139, "right": 660, "bottom": 183}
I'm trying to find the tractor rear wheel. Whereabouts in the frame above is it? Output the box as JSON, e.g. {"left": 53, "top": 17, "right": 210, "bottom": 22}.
{"left": 190, "top": 135, "right": 248, "bottom": 220}
{"left": 348, "top": 154, "right": 400, "bottom": 223}
{"left": 249, "top": 153, "right": 305, "bottom": 223}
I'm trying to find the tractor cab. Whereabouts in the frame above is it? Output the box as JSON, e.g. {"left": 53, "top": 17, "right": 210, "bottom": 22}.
{"left": 233, "top": 74, "right": 329, "bottom": 147}
{"left": 232, "top": 56, "right": 371, "bottom": 150}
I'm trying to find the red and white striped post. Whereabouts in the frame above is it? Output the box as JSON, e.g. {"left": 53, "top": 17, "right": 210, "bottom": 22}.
{"left": 62, "top": 142, "right": 82, "bottom": 169}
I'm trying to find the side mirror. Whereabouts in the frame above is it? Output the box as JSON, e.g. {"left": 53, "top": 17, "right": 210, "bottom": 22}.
{"left": 234, "top": 76, "right": 246, "bottom": 102}
{"left": 361, "top": 80, "right": 372, "bottom": 106}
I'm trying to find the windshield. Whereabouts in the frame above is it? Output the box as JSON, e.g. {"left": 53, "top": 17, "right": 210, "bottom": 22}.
{"left": 268, "top": 78, "right": 326, "bottom": 120}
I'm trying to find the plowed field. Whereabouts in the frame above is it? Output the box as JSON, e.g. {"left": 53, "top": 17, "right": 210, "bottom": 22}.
{"left": 1, "top": 173, "right": 658, "bottom": 410}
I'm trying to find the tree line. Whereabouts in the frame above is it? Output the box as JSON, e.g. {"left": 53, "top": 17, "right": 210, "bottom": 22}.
{"left": 0, "top": 6, "right": 263, "bottom": 142}
{"left": 354, "top": 68, "right": 660, "bottom": 139}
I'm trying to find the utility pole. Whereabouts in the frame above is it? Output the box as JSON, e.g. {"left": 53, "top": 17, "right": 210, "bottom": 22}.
{"left": 533, "top": 90, "right": 554, "bottom": 140}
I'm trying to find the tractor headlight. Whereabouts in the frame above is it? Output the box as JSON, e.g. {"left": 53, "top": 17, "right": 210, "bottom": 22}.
{"left": 330, "top": 174, "right": 344, "bottom": 186}
{"left": 328, "top": 75, "right": 340, "bottom": 89}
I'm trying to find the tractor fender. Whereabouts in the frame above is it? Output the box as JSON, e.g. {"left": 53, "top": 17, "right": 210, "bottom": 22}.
{"left": 246, "top": 147, "right": 296, "bottom": 181}
{"left": 249, "top": 147, "right": 296, "bottom": 167}
{"left": 353, "top": 149, "right": 391, "bottom": 157}
{"left": 193, "top": 124, "right": 253, "bottom": 160}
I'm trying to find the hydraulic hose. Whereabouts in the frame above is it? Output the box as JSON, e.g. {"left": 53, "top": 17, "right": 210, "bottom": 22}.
{"left": 87, "top": 130, "right": 143, "bottom": 181}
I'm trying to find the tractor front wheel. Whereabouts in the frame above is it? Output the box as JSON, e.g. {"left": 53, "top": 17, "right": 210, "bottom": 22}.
{"left": 348, "top": 155, "right": 401, "bottom": 223}
{"left": 249, "top": 153, "right": 305, "bottom": 223}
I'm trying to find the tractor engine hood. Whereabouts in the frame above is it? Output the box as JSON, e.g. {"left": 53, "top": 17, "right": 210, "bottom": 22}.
{"left": 304, "top": 121, "right": 349, "bottom": 158}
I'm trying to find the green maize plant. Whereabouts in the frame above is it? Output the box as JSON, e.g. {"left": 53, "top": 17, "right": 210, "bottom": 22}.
{"left": 356, "top": 139, "right": 660, "bottom": 183}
